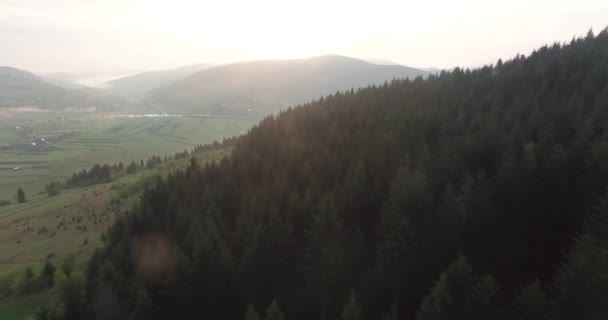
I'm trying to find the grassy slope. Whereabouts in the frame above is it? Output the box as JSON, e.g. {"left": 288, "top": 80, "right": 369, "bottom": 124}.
{"left": 0, "top": 291, "right": 51, "bottom": 320}
{"left": 0, "top": 148, "right": 231, "bottom": 320}
{"left": 0, "top": 115, "right": 257, "bottom": 201}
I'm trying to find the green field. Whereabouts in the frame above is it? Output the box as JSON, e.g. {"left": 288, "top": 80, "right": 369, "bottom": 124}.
{"left": 0, "top": 114, "right": 257, "bottom": 201}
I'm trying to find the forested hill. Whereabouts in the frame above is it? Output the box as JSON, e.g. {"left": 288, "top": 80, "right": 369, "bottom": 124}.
{"left": 49, "top": 30, "right": 608, "bottom": 320}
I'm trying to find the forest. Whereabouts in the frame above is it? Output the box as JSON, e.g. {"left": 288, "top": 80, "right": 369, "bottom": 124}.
{"left": 37, "top": 30, "right": 608, "bottom": 320}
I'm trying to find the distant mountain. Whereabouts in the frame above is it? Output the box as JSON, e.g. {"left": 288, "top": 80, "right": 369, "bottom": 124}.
{"left": 148, "top": 55, "right": 429, "bottom": 115}
{"left": 0, "top": 66, "right": 123, "bottom": 110}
{"left": 0, "top": 66, "right": 40, "bottom": 81}
{"left": 107, "top": 63, "right": 213, "bottom": 97}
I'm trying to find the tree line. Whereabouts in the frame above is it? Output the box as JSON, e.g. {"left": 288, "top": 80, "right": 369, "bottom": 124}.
{"left": 64, "top": 138, "right": 238, "bottom": 188}
{"left": 13, "top": 138, "right": 238, "bottom": 202}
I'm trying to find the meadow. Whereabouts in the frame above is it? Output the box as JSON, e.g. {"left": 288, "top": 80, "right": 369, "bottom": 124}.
{"left": 0, "top": 114, "right": 257, "bottom": 202}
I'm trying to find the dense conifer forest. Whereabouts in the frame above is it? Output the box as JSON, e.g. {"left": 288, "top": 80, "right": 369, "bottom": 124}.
{"left": 39, "top": 30, "right": 608, "bottom": 319}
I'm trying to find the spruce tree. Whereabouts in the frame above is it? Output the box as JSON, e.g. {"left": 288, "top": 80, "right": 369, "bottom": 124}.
{"left": 130, "top": 286, "right": 154, "bottom": 320}
{"left": 42, "top": 260, "right": 56, "bottom": 287}
{"left": 244, "top": 304, "right": 261, "bottom": 320}
{"left": 339, "top": 292, "right": 361, "bottom": 320}
{"left": 264, "top": 300, "right": 285, "bottom": 320}
{"left": 512, "top": 280, "right": 549, "bottom": 320}
{"left": 417, "top": 257, "right": 475, "bottom": 320}
{"left": 303, "top": 195, "right": 345, "bottom": 320}
{"left": 17, "top": 187, "right": 25, "bottom": 203}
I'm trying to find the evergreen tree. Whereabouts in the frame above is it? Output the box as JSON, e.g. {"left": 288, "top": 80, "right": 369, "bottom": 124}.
{"left": 17, "top": 187, "right": 25, "bottom": 203}
{"left": 264, "top": 300, "right": 285, "bottom": 320}
{"left": 130, "top": 286, "right": 154, "bottom": 320}
{"left": 62, "top": 254, "right": 76, "bottom": 277}
{"left": 550, "top": 193, "right": 608, "bottom": 320}
{"left": 381, "top": 305, "right": 399, "bottom": 320}
{"left": 512, "top": 280, "right": 549, "bottom": 320}
{"left": 244, "top": 304, "right": 261, "bottom": 320}
{"left": 303, "top": 195, "right": 346, "bottom": 320}
{"left": 417, "top": 257, "right": 475, "bottom": 320}
{"left": 42, "top": 259, "right": 56, "bottom": 287}
{"left": 61, "top": 272, "right": 86, "bottom": 320}
{"left": 339, "top": 292, "right": 362, "bottom": 320}
{"left": 25, "top": 267, "right": 34, "bottom": 280}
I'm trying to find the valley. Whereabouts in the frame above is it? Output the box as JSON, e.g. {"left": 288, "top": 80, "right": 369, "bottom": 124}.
{"left": 0, "top": 114, "right": 257, "bottom": 202}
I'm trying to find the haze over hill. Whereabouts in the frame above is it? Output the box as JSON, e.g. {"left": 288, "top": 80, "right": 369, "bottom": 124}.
{"left": 0, "top": 66, "right": 124, "bottom": 113}
{"left": 148, "top": 55, "right": 429, "bottom": 115}
{"left": 0, "top": 56, "right": 429, "bottom": 116}
{"left": 42, "top": 71, "right": 139, "bottom": 88}
{"left": 106, "top": 63, "right": 214, "bottom": 97}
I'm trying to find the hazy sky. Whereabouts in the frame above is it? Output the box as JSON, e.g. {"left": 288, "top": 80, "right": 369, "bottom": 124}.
{"left": 1, "top": 0, "right": 607, "bottom": 74}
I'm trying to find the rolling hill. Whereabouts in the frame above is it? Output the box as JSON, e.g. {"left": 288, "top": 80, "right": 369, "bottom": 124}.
{"left": 147, "top": 55, "right": 429, "bottom": 115}
{"left": 0, "top": 67, "right": 123, "bottom": 111}
{"left": 106, "top": 63, "right": 213, "bottom": 97}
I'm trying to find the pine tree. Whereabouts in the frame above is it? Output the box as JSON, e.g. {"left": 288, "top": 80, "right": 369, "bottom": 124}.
{"left": 381, "top": 304, "right": 399, "bottom": 320}
{"left": 417, "top": 257, "right": 474, "bottom": 320}
{"left": 469, "top": 276, "right": 504, "bottom": 320}
{"left": 62, "top": 254, "right": 76, "bottom": 277}
{"left": 17, "top": 187, "right": 26, "bottom": 203}
{"left": 339, "top": 292, "right": 361, "bottom": 320}
{"left": 512, "top": 280, "right": 549, "bottom": 320}
{"left": 42, "top": 259, "right": 56, "bottom": 287}
{"left": 61, "top": 272, "right": 86, "bottom": 320}
{"left": 244, "top": 304, "right": 261, "bottom": 320}
{"left": 377, "top": 165, "right": 431, "bottom": 312}
{"left": 303, "top": 195, "right": 345, "bottom": 320}
{"left": 130, "top": 286, "right": 154, "bottom": 320}
{"left": 264, "top": 300, "right": 285, "bottom": 320}
{"left": 25, "top": 267, "right": 34, "bottom": 280}
{"left": 550, "top": 194, "right": 608, "bottom": 320}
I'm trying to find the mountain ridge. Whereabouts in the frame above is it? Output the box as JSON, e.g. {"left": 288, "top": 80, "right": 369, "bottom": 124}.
{"left": 106, "top": 63, "right": 214, "bottom": 97}
{"left": 147, "top": 55, "right": 430, "bottom": 115}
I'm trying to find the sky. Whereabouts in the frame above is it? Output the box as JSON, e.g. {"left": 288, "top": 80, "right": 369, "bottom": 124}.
{"left": 1, "top": 0, "right": 607, "bottom": 74}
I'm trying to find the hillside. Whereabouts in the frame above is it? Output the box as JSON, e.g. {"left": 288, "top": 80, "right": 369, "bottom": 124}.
{"left": 0, "top": 67, "right": 122, "bottom": 111}
{"left": 38, "top": 30, "right": 608, "bottom": 320}
{"left": 148, "top": 55, "right": 429, "bottom": 115}
{"left": 106, "top": 64, "right": 213, "bottom": 97}
{"left": 0, "top": 147, "right": 231, "bottom": 320}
